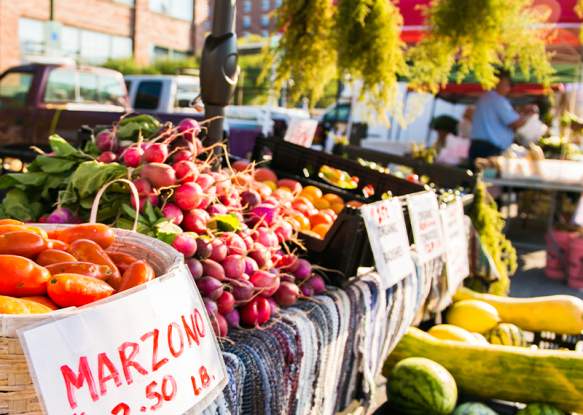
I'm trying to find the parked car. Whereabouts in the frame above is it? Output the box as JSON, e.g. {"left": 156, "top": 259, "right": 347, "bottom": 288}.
{"left": 125, "top": 74, "right": 201, "bottom": 115}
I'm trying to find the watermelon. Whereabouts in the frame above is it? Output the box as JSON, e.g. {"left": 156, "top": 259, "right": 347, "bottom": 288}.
{"left": 486, "top": 323, "right": 527, "bottom": 347}
{"left": 387, "top": 357, "right": 458, "bottom": 415}
{"left": 454, "top": 402, "right": 499, "bottom": 415}
{"left": 517, "top": 403, "right": 566, "bottom": 415}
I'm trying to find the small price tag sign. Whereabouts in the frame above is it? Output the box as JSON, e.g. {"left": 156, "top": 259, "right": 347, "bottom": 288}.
{"left": 407, "top": 192, "right": 445, "bottom": 263}
{"left": 18, "top": 265, "right": 227, "bottom": 415}
{"left": 574, "top": 194, "right": 583, "bottom": 227}
{"left": 361, "top": 198, "right": 415, "bottom": 288}
{"left": 440, "top": 198, "right": 470, "bottom": 293}
{"left": 283, "top": 118, "right": 318, "bottom": 147}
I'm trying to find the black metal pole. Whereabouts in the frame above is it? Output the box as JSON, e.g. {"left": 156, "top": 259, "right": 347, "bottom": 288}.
{"left": 200, "top": 0, "right": 239, "bottom": 148}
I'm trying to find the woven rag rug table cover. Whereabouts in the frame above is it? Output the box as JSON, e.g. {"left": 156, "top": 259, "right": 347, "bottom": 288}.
{"left": 201, "top": 269, "right": 432, "bottom": 415}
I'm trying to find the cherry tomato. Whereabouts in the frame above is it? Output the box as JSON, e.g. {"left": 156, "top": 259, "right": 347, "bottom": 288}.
{"left": 0, "top": 295, "right": 52, "bottom": 314}
{"left": 68, "top": 239, "right": 121, "bottom": 289}
{"left": 0, "top": 231, "right": 47, "bottom": 258}
{"left": 118, "top": 260, "right": 155, "bottom": 291}
{"left": 22, "top": 296, "right": 59, "bottom": 311}
{"left": 47, "top": 273, "right": 114, "bottom": 307}
{"left": 36, "top": 249, "right": 77, "bottom": 266}
{"left": 0, "top": 219, "right": 24, "bottom": 226}
{"left": 0, "top": 255, "right": 51, "bottom": 296}
{"left": 47, "top": 239, "right": 69, "bottom": 251}
{"left": 50, "top": 224, "right": 115, "bottom": 249}
{"left": 0, "top": 224, "right": 48, "bottom": 238}
{"left": 106, "top": 251, "right": 139, "bottom": 274}
{"left": 46, "top": 262, "right": 113, "bottom": 280}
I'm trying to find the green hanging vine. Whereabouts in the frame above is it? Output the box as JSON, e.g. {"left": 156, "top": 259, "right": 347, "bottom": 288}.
{"left": 407, "top": 0, "right": 554, "bottom": 94}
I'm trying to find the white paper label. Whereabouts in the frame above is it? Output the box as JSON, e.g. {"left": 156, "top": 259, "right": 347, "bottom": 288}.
{"left": 407, "top": 192, "right": 445, "bottom": 262}
{"left": 361, "top": 198, "right": 415, "bottom": 288}
{"left": 18, "top": 265, "right": 227, "bottom": 415}
{"left": 574, "top": 194, "right": 583, "bottom": 227}
{"left": 440, "top": 198, "right": 470, "bottom": 293}
{"left": 283, "top": 118, "right": 318, "bottom": 147}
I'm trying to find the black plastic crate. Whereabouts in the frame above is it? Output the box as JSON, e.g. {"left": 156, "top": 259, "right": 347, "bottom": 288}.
{"left": 527, "top": 331, "right": 583, "bottom": 351}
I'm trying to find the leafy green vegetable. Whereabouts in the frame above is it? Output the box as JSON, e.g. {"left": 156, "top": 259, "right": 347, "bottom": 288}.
{"left": 116, "top": 115, "right": 160, "bottom": 141}
{"left": 207, "top": 214, "right": 242, "bottom": 232}
{"left": 1, "top": 189, "right": 43, "bottom": 222}
{"left": 62, "top": 161, "right": 128, "bottom": 203}
{"left": 155, "top": 221, "right": 183, "bottom": 245}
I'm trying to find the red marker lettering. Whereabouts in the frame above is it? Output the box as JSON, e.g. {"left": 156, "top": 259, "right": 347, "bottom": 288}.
{"left": 111, "top": 402, "right": 130, "bottom": 415}
{"left": 118, "top": 341, "right": 148, "bottom": 385}
{"left": 191, "top": 375, "right": 200, "bottom": 396}
{"left": 194, "top": 308, "right": 206, "bottom": 338}
{"left": 97, "top": 352, "right": 122, "bottom": 396}
{"left": 141, "top": 329, "right": 169, "bottom": 372}
{"left": 181, "top": 313, "right": 200, "bottom": 346}
{"left": 61, "top": 356, "right": 99, "bottom": 410}
{"left": 200, "top": 366, "right": 210, "bottom": 388}
{"left": 167, "top": 322, "right": 184, "bottom": 358}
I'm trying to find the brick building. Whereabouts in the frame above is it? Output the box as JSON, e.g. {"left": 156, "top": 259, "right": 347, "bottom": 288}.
{"left": 0, "top": 0, "right": 212, "bottom": 72}
{"left": 206, "top": 0, "right": 280, "bottom": 39}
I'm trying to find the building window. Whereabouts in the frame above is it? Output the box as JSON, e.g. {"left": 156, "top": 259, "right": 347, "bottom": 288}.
{"left": 80, "top": 30, "right": 110, "bottom": 63}
{"left": 274, "top": 0, "right": 282, "bottom": 6}
{"left": 243, "top": 0, "right": 252, "bottom": 13}
{"left": 114, "top": 0, "right": 134, "bottom": 5}
{"left": 150, "top": 0, "right": 193, "bottom": 20}
{"left": 134, "top": 81, "right": 163, "bottom": 110}
{"left": 262, "top": 0, "right": 270, "bottom": 11}
{"left": 261, "top": 14, "right": 270, "bottom": 28}
{"left": 152, "top": 46, "right": 190, "bottom": 60}
{"left": 242, "top": 16, "right": 251, "bottom": 29}
{"left": 261, "top": 30, "right": 269, "bottom": 38}
{"left": 19, "top": 18, "right": 45, "bottom": 56}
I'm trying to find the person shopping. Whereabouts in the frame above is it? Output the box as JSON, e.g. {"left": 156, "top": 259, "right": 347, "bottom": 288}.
{"left": 469, "top": 71, "right": 537, "bottom": 165}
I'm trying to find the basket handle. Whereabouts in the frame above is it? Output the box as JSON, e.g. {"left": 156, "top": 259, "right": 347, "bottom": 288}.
{"left": 90, "top": 179, "right": 139, "bottom": 232}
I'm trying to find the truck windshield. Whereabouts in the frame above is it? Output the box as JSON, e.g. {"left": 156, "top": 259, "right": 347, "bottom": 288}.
{"left": 0, "top": 71, "right": 33, "bottom": 109}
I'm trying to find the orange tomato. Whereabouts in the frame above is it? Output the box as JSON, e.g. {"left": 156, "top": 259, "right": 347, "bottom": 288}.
{"left": 301, "top": 185, "right": 323, "bottom": 200}
{"left": 347, "top": 200, "right": 363, "bottom": 208}
{"left": 291, "top": 213, "right": 311, "bottom": 231}
{"left": 22, "top": 296, "right": 59, "bottom": 311}
{"left": 0, "top": 295, "right": 52, "bottom": 314}
{"left": 0, "top": 231, "right": 47, "bottom": 258}
{"left": 313, "top": 198, "right": 331, "bottom": 210}
{"left": 331, "top": 202, "right": 345, "bottom": 214}
{"left": 36, "top": 249, "right": 77, "bottom": 266}
{"left": 323, "top": 193, "right": 343, "bottom": 205}
{"left": 263, "top": 180, "right": 277, "bottom": 191}
{"left": 320, "top": 209, "right": 337, "bottom": 221}
{"left": 46, "top": 262, "right": 114, "bottom": 280}
{"left": 309, "top": 212, "right": 333, "bottom": 228}
{"left": 0, "top": 224, "right": 47, "bottom": 238}
{"left": 0, "top": 255, "right": 51, "bottom": 297}
{"left": 286, "top": 217, "right": 301, "bottom": 231}
{"left": 293, "top": 196, "right": 315, "bottom": 208}
{"left": 47, "top": 239, "right": 69, "bottom": 251}
{"left": 68, "top": 239, "right": 121, "bottom": 289}
{"left": 50, "top": 224, "right": 115, "bottom": 249}
{"left": 47, "top": 274, "right": 114, "bottom": 307}
{"left": 312, "top": 224, "right": 331, "bottom": 239}
{"left": 106, "top": 251, "right": 139, "bottom": 274}
{"left": 118, "top": 261, "right": 155, "bottom": 291}
{"left": 0, "top": 219, "right": 24, "bottom": 226}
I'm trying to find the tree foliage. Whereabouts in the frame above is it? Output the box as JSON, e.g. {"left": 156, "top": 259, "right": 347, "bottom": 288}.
{"left": 407, "top": 0, "right": 554, "bottom": 94}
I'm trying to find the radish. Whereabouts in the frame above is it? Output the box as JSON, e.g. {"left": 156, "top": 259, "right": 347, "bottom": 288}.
{"left": 203, "top": 297, "right": 218, "bottom": 316}
{"left": 133, "top": 178, "right": 152, "bottom": 196}
{"left": 239, "top": 299, "right": 259, "bottom": 327}
{"left": 196, "top": 238, "right": 212, "bottom": 259}
{"left": 46, "top": 207, "right": 78, "bottom": 224}
{"left": 240, "top": 272, "right": 250, "bottom": 281}
{"left": 195, "top": 173, "right": 215, "bottom": 191}
{"left": 222, "top": 255, "right": 245, "bottom": 280}
{"left": 144, "top": 143, "right": 168, "bottom": 163}
{"left": 276, "top": 254, "right": 298, "bottom": 271}
{"left": 197, "top": 276, "right": 223, "bottom": 300}
{"left": 280, "top": 273, "right": 295, "bottom": 283}
{"left": 222, "top": 233, "right": 247, "bottom": 256}
{"left": 209, "top": 239, "right": 228, "bottom": 262}
{"left": 217, "top": 291, "right": 235, "bottom": 315}
{"left": 161, "top": 203, "right": 183, "bottom": 225}
{"left": 141, "top": 163, "right": 176, "bottom": 188}
{"left": 183, "top": 209, "right": 209, "bottom": 233}
{"left": 293, "top": 259, "right": 312, "bottom": 280}
{"left": 197, "top": 186, "right": 216, "bottom": 210}
{"left": 273, "top": 281, "right": 300, "bottom": 307}
{"left": 201, "top": 259, "right": 225, "bottom": 281}
{"left": 230, "top": 279, "right": 254, "bottom": 302}
{"left": 244, "top": 257, "right": 259, "bottom": 275}
{"left": 216, "top": 313, "right": 228, "bottom": 337}
{"left": 173, "top": 149, "right": 193, "bottom": 163}
{"left": 140, "top": 143, "right": 151, "bottom": 152}
{"left": 225, "top": 309, "right": 240, "bottom": 329}
{"left": 266, "top": 297, "right": 279, "bottom": 315}
{"left": 174, "top": 182, "right": 204, "bottom": 210}
{"left": 172, "top": 233, "right": 198, "bottom": 257}
{"left": 300, "top": 284, "right": 314, "bottom": 297}
{"left": 131, "top": 194, "right": 159, "bottom": 211}
{"left": 96, "top": 129, "right": 116, "bottom": 152}
{"left": 123, "top": 146, "right": 143, "bottom": 167}
{"left": 274, "top": 221, "right": 293, "bottom": 243}
{"left": 232, "top": 159, "right": 249, "bottom": 172}
{"left": 256, "top": 297, "right": 271, "bottom": 324}
{"left": 256, "top": 228, "right": 279, "bottom": 249}
{"left": 271, "top": 251, "right": 283, "bottom": 266}
{"left": 248, "top": 244, "right": 271, "bottom": 269}
{"left": 178, "top": 118, "right": 201, "bottom": 141}
{"left": 97, "top": 151, "right": 117, "bottom": 163}
{"left": 250, "top": 270, "right": 280, "bottom": 297}
{"left": 186, "top": 258, "right": 203, "bottom": 280}
{"left": 207, "top": 204, "right": 228, "bottom": 216}
{"left": 240, "top": 190, "right": 261, "bottom": 210}
{"left": 173, "top": 160, "right": 198, "bottom": 183}
{"left": 305, "top": 274, "right": 326, "bottom": 294}
{"left": 241, "top": 233, "right": 255, "bottom": 251}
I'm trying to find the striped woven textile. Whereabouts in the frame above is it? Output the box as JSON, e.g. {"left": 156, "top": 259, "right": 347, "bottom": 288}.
{"left": 202, "top": 268, "right": 433, "bottom": 415}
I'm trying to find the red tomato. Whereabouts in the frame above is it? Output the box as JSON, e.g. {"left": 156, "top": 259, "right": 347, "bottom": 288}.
{"left": 0, "top": 219, "right": 24, "bottom": 226}
{"left": 68, "top": 239, "right": 121, "bottom": 289}
{"left": 0, "top": 224, "right": 48, "bottom": 238}
{"left": 47, "top": 273, "right": 114, "bottom": 307}
{"left": 106, "top": 251, "right": 139, "bottom": 274}
{"left": 36, "top": 249, "right": 77, "bottom": 266}
{"left": 118, "top": 261, "right": 155, "bottom": 291}
{"left": 22, "top": 296, "right": 59, "bottom": 310}
{"left": 0, "top": 231, "right": 47, "bottom": 258}
{"left": 46, "top": 262, "right": 113, "bottom": 280}
{"left": 47, "top": 239, "right": 69, "bottom": 251}
{"left": 50, "top": 224, "right": 115, "bottom": 249}
{"left": 0, "top": 255, "right": 51, "bottom": 296}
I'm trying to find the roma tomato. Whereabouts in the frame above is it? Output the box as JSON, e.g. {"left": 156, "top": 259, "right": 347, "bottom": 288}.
{"left": 118, "top": 260, "right": 155, "bottom": 291}
{"left": 0, "top": 295, "right": 52, "bottom": 314}
{"left": 22, "top": 296, "right": 59, "bottom": 310}
{"left": 0, "top": 219, "right": 24, "bottom": 226}
{"left": 36, "top": 249, "right": 77, "bottom": 266}
{"left": 46, "top": 262, "right": 113, "bottom": 280}
{"left": 68, "top": 239, "right": 121, "bottom": 289}
{"left": 106, "top": 251, "right": 139, "bottom": 274}
{"left": 47, "top": 239, "right": 69, "bottom": 251}
{"left": 0, "top": 255, "right": 51, "bottom": 296}
{"left": 0, "top": 231, "right": 47, "bottom": 258}
{"left": 0, "top": 224, "right": 48, "bottom": 239}
{"left": 47, "top": 274, "right": 114, "bottom": 307}
{"left": 50, "top": 224, "right": 115, "bottom": 249}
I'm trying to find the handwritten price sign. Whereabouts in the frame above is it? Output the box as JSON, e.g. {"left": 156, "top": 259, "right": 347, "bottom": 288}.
{"left": 440, "top": 198, "right": 470, "bottom": 294}
{"left": 361, "top": 198, "right": 415, "bottom": 288}
{"left": 283, "top": 118, "right": 318, "bottom": 147}
{"left": 407, "top": 192, "right": 445, "bottom": 263}
{"left": 18, "top": 265, "right": 227, "bottom": 415}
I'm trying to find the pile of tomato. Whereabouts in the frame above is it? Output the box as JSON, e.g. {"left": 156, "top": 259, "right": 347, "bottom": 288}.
{"left": 0, "top": 219, "right": 156, "bottom": 314}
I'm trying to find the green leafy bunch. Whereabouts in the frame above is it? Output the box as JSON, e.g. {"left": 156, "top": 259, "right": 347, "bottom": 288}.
{"left": 408, "top": 0, "right": 554, "bottom": 94}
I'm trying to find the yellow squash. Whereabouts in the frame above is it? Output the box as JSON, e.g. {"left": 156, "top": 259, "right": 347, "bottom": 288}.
{"left": 384, "top": 327, "right": 583, "bottom": 413}
{"left": 428, "top": 324, "right": 480, "bottom": 344}
{"left": 446, "top": 300, "right": 500, "bottom": 333}
{"left": 454, "top": 287, "right": 583, "bottom": 335}
{"left": 0, "top": 295, "right": 52, "bottom": 314}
